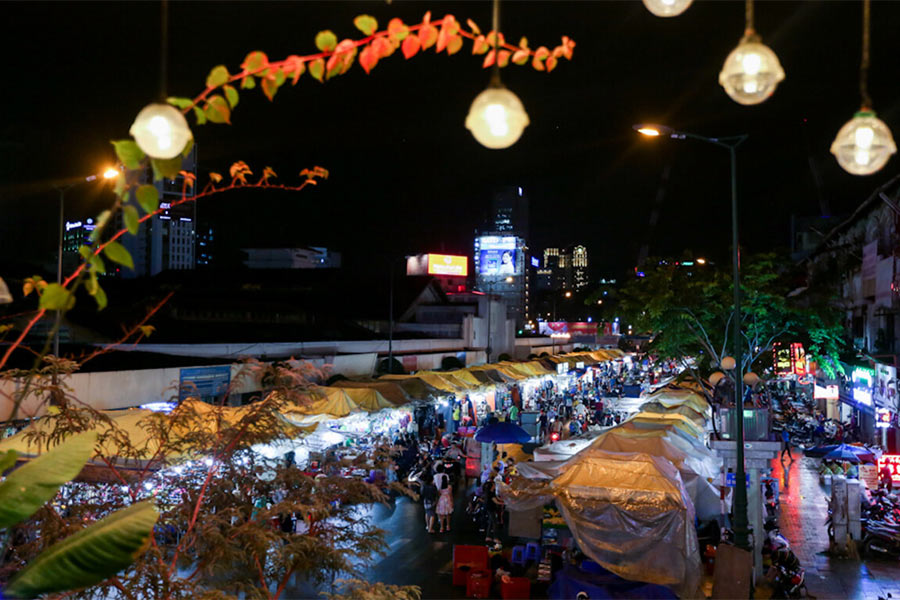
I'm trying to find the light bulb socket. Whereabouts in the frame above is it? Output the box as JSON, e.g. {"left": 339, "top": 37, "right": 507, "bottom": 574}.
{"left": 855, "top": 108, "right": 876, "bottom": 118}
{"left": 488, "top": 71, "right": 504, "bottom": 89}
{"left": 741, "top": 29, "right": 761, "bottom": 43}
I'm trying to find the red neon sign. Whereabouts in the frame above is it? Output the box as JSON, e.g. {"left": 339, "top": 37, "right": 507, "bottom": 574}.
{"left": 878, "top": 454, "right": 900, "bottom": 484}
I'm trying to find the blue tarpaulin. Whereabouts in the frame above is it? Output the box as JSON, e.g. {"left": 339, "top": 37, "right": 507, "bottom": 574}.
{"left": 549, "top": 562, "right": 677, "bottom": 600}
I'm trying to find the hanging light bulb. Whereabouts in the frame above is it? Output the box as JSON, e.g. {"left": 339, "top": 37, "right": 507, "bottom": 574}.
{"left": 831, "top": 111, "right": 896, "bottom": 175}
{"left": 642, "top": 0, "right": 693, "bottom": 18}
{"left": 129, "top": 103, "right": 193, "bottom": 159}
{"left": 830, "top": 1, "right": 895, "bottom": 175}
{"left": 719, "top": 34, "right": 784, "bottom": 105}
{"left": 466, "top": 84, "right": 530, "bottom": 149}
{"left": 709, "top": 371, "right": 726, "bottom": 387}
{"left": 465, "top": 0, "right": 529, "bottom": 150}
{"left": 719, "top": 0, "right": 784, "bottom": 105}
{"left": 721, "top": 356, "right": 736, "bottom": 370}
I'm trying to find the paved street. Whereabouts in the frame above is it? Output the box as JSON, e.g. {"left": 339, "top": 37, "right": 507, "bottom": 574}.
{"left": 770, "top": 451, "right": 900, "bottom": 600}
{"left": 286, "top": 481, "right": 496, "bottom": 599}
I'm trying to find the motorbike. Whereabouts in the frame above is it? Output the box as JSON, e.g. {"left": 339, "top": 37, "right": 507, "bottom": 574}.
{"left": 861, "top": 521, "right": 900, "bottom": 559}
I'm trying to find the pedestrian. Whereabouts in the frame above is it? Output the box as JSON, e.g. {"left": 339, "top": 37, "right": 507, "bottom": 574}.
{"left": 452, "top": 403, "right": 461, "bottom": 431}
{"left": 508, "top": 403, "right": 519, "bottom": 424}
{"left": 880, "top": 462, "right": 894, "bottom": 493}
{"left": 435, "top": 467, "right": 453, "bottom": 533}
{"left": 421, "top": 480, "right": 437, "bottom": 533}
{"left": 781, "top": 428, "right": 792, "bottom": 460}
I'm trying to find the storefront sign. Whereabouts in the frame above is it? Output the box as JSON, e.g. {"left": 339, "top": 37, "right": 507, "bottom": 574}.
{"left": 852, "top": 367, "right": 875, "bottom": 406}
{"left": 874, "top": 363, "right": 897, "bottom": 408}
{"left": 723, "top": 472, "right": 750, "bottom": 487}
{"left": 876, "top": 408, "right": 892, "bottom": 428}
{"left": 814, "top": 383, "right": 839, "bottom": 400}
{"left": 877, "top": 454, "right": 900, "bottom": 484}
{"left": 773, "top": 342, "right": 806, "bottom": 376}
{"left": 179, "top": 366, "right": 231, "bottom": 401}
{"left": 556, "top": 363, "right": 568, "bottom": 375}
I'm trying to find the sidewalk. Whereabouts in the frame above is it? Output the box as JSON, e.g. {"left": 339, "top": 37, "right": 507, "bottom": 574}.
{"left": 768, "top": 451, "right": 900, "bottom": 600}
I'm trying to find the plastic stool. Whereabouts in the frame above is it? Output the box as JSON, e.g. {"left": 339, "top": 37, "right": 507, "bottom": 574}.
{"left": 525, "top": 542, "right": 541, "bottom": 562}
{"left": 510, "top": 545, "right": 526, "bottom": 566}
{"left": 500, "top": 576, "right": 531, "bottom": 599}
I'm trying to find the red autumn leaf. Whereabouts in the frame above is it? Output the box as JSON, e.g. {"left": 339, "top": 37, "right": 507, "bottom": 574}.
{"left": 401, "top": 34, "right": 420, "bottom": 59}
{"left": 283, "top": 55, "right": 305, "bottom": 84}
{"left": 512, "top": 48, "right": 529, "bottom": 65}
{"left": 325, "top": 53, "right": 341, "bottom": 76}
{"left": 497, "top": 50, "right": 511, "bottom": 68}
{"left": 442, "top": 15, "right": 460, "bottom": 36}
{"left": 359, "top": 45, "right": 378, "bottom": 74}
{"left": 482, "top": 50, "right": 496, "bottom": 69}
{"left": 388, "top": 18, "right": 409, "bottom": 42}
{"left": 485, "top": 31, "right": 505, "bottom": 49}
{"left": 534, "top": 46, "right": 550, "bottom": 61}
{"left": 447, "top": 34, "right": 464, "bottom": 55}
{"left": 422, "top": 11, "right": 431, "bottom": 25}
{"left": 546, "top": 55, "right": 558, "bottom": 72}
{"left": 372, "top": 36, "right": 392, "bottom": 58}
{"left": 532, "top": 56, "right": 545, "bottom": 71}
{"left": 552, "top": 46, "right": 564, "bottom": 58}
{"left": 472, "top": 35, "right": 488, "bottom": 55}
{"left": 261, "top": 77, "right": 278, "bottom": 101}
{"left": 466, "top": 18, "right": 481, "bottom": 35}
{"left": 436, "top": 25, "right": 450, "bottom": 53}
{"left": 419, "top": 24, "right": 438, "bottom": 49}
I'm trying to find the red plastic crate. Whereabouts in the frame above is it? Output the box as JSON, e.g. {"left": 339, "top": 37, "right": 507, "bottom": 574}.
{"left": 500, "top": 576, "right": 531, "bottom": 599}
{"left": 466, "top": 569, "right": 493, "bottom": 598}
{"left": 453, "top": 545, "right": 489, "bottom": 586}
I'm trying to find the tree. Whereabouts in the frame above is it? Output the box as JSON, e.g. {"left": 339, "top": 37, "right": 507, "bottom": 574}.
{"left": 617, "top": 253, "right": 848, "bottom": 384}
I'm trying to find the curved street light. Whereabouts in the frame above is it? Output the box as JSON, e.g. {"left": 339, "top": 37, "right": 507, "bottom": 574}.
{"left": 634, "top": 122, "right": 752, "bottom": 551}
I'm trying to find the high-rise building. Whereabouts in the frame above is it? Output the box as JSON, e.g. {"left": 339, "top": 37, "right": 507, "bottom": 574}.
{"left": 242, "top": 247, "right": 341, "bottom": 269}
{"left": 570, "top": 244, "right": 589, "bottom": 291}
{"left": 489, "top": 186, "right": 529, "bottom": 237}
{"left": 196, "top": 225, "right": 215, "bottom": 267}
{"left": 118, "top": 145, "right": 198, "bottom": 278}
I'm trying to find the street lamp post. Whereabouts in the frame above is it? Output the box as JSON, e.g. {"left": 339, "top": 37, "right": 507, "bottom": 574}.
{"left": 634, "top": 123, "right": 750, "bottom": 550}
{"left": 52, "top": 168, "right": 119, "bottom": 359}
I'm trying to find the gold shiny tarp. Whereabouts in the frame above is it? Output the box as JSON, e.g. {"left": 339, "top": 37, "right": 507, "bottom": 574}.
{"left": 502, "top": 450, "right": 700, "bottom": 598}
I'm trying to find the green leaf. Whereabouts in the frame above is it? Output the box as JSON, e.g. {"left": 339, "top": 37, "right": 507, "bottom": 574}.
{"left": 205, "top": 95, "right": 231, "bottom": 124}
{"left": 273, "top": 67, "right": 286, "bottom": 87}
{"left": 223, "top": 84, "right": 239, "bottom": 109}
{"left": 192, "top": 105, "right": 207, "bottom": 125}
{"left": 103, "top": 241, "right": 134, "bottom": 270}
{"left": 38, "top": 283, "right": 75, "bottom": 311}
{"left": 309, "top": 58, "right": 325, "bottom": 82}
{"left": 90, "top": 279, "right": 107, "bottom": 311}
{"left": 315, "top": 30, "right": 338, "bottom": 52}
{"left": 5, "top": 501, "right": 159, "bottom": 599}
{"left": 181, "top": 137, "right": 194, "bottom": 158}
{"left": 151, "top": 156, "right": 183, "bottom": 181}
{"left": 123, "top": 205, "right": 140, "bottom": 235}
{"left": 78, "top": 245, "right": 93, "bottom": 262}
{"left": 0, "top": 449, "right": 17, "bottom": 474}
{"left": 0, "top": 431, "right": 97, "bottom": 529}
{"left": 90, "top": 210, "right": 111, "bottom": 243}
{"left": 89, "top": 253, "right": 106, "bottom": 275}
{"left": 111, "top": 140, "right": 145, "bottom": 170}
{"left": 205, "top": 64, "right": 230, "bottom": 89}
{"left": 241, "top": 50, "right": 268, "bottom": 72}
{"left": 112, "top": 171, "right": 126, "bottom": 198}
{"left": 261, "top": 77, "right": 279, "bottom": 102}
{"left": 353, "top": 15, "right": 378, "bottom": 36}
{"left": 135, "top": 184, "right": 159, "bottom": 214}
{"left": 240, "top": 75, "right": 257, "bottom": 89}
{"left": 166, "top": 96, "right": 193, "bottom": 110}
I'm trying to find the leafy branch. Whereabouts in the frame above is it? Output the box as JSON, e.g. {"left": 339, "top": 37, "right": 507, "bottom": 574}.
{"left": 167, "top": 12, "right": 576, "bottom": 124}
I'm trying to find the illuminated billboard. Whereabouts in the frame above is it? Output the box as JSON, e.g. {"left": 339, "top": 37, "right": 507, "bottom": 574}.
{"left": 427, "top": 254, "right": 468, "bottom": 277}
{"left": 878, "top": 454, "right": 900, "bottom": 484}
{"left": 407, "top": 254, "right": 468, "bottom": 277}
{"left": 773, "top": 342, "right": 807, "bottom": 376}
{"left": 813, "top": 384, "right": 839, "bottom": 400}
{"left": 874, "top": 363, "right": 897, "bottom": 408}
{"left": 475, "top": 235, "right": 522, "bottom": 277}
{"left": 852, "top": 366, "right": 874, "bottom": 406}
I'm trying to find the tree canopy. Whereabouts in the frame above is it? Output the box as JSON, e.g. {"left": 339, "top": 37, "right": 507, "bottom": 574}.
{"left": 617, "top": 253, "right": 848, "bottom": 379}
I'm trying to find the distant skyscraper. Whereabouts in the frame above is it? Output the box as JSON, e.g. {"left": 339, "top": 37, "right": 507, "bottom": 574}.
{"left": 119, "top": 145, "right": 198, "bottom": 278}
{"left": 196, "top": 225, "right": 214, "bottom": 267}
{"left": 570, "top": 245, "right": 589, "bottom": 291}
{"left": 488, "top": 186, "right": 529, "bottom": 238}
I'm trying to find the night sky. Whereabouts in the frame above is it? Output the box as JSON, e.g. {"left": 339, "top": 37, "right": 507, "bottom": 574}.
{"left": 2, "top": 1, "right": 899, "bottom": 281}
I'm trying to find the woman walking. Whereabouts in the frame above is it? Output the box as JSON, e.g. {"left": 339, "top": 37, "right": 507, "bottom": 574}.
{"left": 435, "top": 467, "right": 454, "bottom": 533}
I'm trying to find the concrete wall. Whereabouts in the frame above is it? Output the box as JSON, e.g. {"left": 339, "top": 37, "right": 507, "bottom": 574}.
{"left": 0, "top": 343, "right": 492, "bottom": 420}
